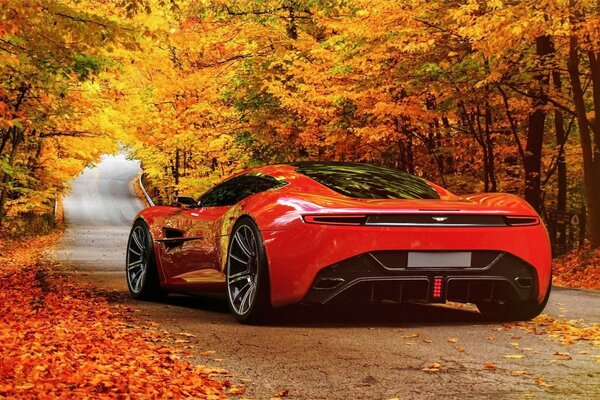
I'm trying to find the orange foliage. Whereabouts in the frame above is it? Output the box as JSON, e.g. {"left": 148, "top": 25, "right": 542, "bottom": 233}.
{"left": 0, "top": 236, "right": 232, "bottom": 399}
{"left": 553, "top": 244, "right": 600, "bottom": 290}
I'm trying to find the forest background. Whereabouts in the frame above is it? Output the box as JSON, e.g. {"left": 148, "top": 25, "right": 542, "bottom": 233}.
{"left": 1, "top": 0, "right": 600, "bottom": 253}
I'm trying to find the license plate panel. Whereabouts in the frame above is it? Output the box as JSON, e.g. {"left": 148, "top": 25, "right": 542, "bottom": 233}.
{"left": 407, "top": 252, "right": 472, "bottom": 268}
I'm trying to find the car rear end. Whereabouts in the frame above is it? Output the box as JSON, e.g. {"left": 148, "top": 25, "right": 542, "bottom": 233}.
{"left": 255, "top": 162, "right": 551, "bottom": 319}
{"left": 262, "top": 205, "right": 551, "bottom": 312}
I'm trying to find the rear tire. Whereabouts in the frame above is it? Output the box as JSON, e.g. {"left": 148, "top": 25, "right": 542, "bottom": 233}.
{"left": 226, "top": 217, "right": 272, "bottom": 324}
{"left": 126, "top": 219, "right": 165, "bottom": 300}
{"left": 477, "top": 281, "right": 551, "bottom": 321}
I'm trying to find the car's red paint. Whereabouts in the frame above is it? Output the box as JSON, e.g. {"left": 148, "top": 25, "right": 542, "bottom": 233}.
{"left": 133, "top": 164, "right": 552, "bottom": 308}
{"left": 262, "top": 222, "right": 551, "bottom": 306}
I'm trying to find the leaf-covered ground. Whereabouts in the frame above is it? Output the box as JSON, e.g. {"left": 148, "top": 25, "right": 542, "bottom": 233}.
{"left": 553, "top": 244, "right": 600, "bottom": 290}
{"left": 0, "top": 234, "right": 237, "bottom": 399}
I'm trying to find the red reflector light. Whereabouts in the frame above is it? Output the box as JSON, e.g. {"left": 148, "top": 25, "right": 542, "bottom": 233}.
{"left": 432, "top": 277, "right": 443, "bottom": 299}
{"left": 303, "top": 215, "right": 367, "bottom": 225}
{"left": 504, "top": 216, "right": 540, "bottom": 226}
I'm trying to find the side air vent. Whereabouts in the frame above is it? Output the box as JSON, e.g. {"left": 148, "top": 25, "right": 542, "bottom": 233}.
{"left": 365, "top": 214, "right": 507, "bottom": 227}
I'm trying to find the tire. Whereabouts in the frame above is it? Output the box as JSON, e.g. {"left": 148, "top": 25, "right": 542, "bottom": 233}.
{"left": 477, "top": 280, "right": 551, "bottom": 321}
{"left": 126, "top": 219, "right": 165, "bottom": 300}
{"left": 226, "top": 217, "right": 272, "bottom": 324}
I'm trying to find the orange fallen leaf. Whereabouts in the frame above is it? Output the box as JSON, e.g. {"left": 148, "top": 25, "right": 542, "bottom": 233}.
{"left": 402, "top": 333, "right": 420, "bottom": 338}
{"left": 534, "top": 377, "right": 554, "bottom": 388}
{"left": 15, "top": 383, "right": 34, "bottom": 390}
{"left": 422, "top": 362, "right": 442, "bottom": 372}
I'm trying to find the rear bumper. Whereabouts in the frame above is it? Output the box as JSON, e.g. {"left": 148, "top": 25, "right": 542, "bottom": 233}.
{"left": 262, "top": 222, "right": 551, "bottom": 307}
{"left": 301, "top": 251, "right": 538, "bottom": 305}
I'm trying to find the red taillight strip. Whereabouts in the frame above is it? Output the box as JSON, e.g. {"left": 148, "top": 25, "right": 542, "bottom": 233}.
{"left": 504, "top": 216, "right": 540, "bottom": 226}
{"left": 303, "top": 215, "right": 367, "bottom": 226}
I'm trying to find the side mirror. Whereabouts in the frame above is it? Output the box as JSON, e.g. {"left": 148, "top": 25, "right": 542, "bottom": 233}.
{"left": 173, "top": 196, "right": 198, "bottom": 208}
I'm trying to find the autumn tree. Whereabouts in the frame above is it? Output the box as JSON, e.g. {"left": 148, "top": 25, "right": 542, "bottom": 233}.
{"left": 0, "top": 0, "right": 137, "bottom": 227}
{"left": 3, "top": 0, "right": 596, "bottom": 249}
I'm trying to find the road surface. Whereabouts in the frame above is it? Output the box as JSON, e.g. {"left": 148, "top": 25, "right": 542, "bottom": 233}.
{"left": 51, "top": 154, "right": 600, "bottom": 399}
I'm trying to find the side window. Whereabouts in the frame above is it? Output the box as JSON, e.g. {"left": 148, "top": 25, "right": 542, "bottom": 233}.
{"left": 200, "top": 174, "right": 286, "bottom": 207}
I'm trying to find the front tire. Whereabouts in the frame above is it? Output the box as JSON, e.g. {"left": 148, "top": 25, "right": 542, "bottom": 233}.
{"left": 226, "top": 217, "right": 272, "bottom": 324}
{"left": 126, "top": 219, "right": 164, "bottom": 300}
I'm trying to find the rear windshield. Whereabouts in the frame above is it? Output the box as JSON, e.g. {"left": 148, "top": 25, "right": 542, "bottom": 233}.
{"left": 291, "top": 162, "right": 441, "bottom": 200}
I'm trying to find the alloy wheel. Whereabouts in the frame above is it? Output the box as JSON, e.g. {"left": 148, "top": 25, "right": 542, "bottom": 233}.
{"left": 127, "top": 225, "right": 148, "bottom": 294}
{"left": 227, "top": 224, "right": 260, "bottom": 316}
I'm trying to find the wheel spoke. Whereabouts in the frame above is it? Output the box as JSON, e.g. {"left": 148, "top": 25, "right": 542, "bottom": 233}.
{"left": 137, "top": 230, "right": 146, "bottom": 250}
{"left": 234, "top": 231, "right": 254, "bottom": 258}
{"left": 134, "top": 269, "right": 145, "bottom": 292}
{"left": 229, "top": 272, "right": 251, "bottom": 284}
{"left": 243, "top": 226, "right": 257, "bottom": 255}
{"left": 239, "top": 283, "right": 254, "bottom": 314}
{"left": 130, "top": 269, "right": 140, "bottom": 289}
{"left": 128, "top": 259, "right": 143, "bottom": 270}
{"left": 233, "top": 282, "right": 251, "bottom": 303}
{"left": 132, "top": 228, "right": 145, "bottom": 251}
{"left": 128, "top": 246, "right": 141, "bottom": 256}
{"left": 229, "top": 252, "right": 248, "bottom": 265}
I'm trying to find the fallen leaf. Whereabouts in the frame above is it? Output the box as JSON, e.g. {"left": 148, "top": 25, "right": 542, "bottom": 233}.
{"left": 422, "top": 362, "right": 442, "bottom": 372}
{"left": 504, "top": 354, "right": 524, "bottom": 359}
{"left": 15, "top": 383, "right": 34, "bottom": 390}
{"left": 511, "top": 370, "right": 530, "bottom": 376}
{"left": 534, "top": 377, "right": 555, "bottom": 388}
{"left": 553, "top": 352, "right": 572, "bottom": 360}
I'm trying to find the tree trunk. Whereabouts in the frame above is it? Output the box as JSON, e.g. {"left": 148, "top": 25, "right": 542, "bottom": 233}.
{"left": 0, "top": 129, "right": 23, "bottom": 222}
{"left": 524, "top": 35, "right": 553, "bottom": 212}
{"left": 567, "top": 13, "right": 600, "bottom": 247}
{"left": 0, "top": 130, "right": 9, "bottom": 155}
{"left": 484, "top": 101, "right": 497, "bottom": 191}
{"left": 552, "top": 70, "right": 568, "bottom": 247}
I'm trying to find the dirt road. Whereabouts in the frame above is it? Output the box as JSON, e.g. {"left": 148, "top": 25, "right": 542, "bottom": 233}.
{"left": 51, "top": 154, "right": 600, "bottom": 399}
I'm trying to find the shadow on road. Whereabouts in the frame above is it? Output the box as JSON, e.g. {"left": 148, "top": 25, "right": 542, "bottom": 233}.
{"left": 117, "top": 291, "right": 488, "bottom": 328}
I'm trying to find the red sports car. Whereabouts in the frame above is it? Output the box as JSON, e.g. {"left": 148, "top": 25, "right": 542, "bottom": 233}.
{"left": 126, "top": 162, "right": 551, "bottom": 324}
